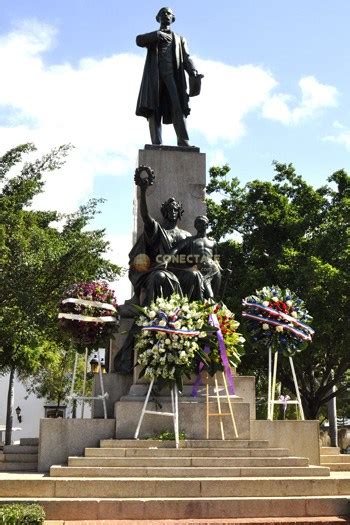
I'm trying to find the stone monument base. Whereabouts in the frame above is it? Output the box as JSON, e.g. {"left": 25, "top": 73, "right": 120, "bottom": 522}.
{"left": 115, "top": 395, "right": 251, "bottom": 440}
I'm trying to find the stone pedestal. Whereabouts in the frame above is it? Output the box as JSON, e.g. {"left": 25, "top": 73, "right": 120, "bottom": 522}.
{"left": 107, "top": 145, "right": 251, "bottom": 439}
{"left": 115, "top": 396, "right": 251, "bottom": 440}
{"left": 128, "top": 375, "right": 256, "bottom": 419}
{"left": 115, "top": 373, "right": 255, "bottom": 440}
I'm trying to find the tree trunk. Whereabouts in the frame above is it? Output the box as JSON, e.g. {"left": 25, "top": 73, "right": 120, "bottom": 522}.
{"left": 55, "top": 393, "right": 62, "bottom": 418}
{"left": 327, "top": 382, "right": 338, "bottom": 447}
{"left": 5, "top": 367, "right": 15, "bottom": 445}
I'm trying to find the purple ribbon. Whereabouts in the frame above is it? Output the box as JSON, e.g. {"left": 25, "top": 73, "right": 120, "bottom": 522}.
{"left": 210, "top": 313, "right": 235, "bottom": 395}
{"left": 191, "top": 313, "right": 236, "bottom": 397}
{"left": 191, "top": 344, "right": 210, "bottom": 397}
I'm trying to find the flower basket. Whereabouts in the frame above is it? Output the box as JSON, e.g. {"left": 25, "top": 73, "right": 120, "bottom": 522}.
{"left": 58, "top": 281, "right": 118, "bottom": 353}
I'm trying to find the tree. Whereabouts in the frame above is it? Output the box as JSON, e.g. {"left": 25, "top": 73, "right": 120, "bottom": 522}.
{"left": 24, "top": 342, "right": 92, "bottom": 418}
{"left": 206, "top": 162, "right": 350, "bottom": 419}
{"left": 0, "top": 143, "right": 121, "bottom": 443}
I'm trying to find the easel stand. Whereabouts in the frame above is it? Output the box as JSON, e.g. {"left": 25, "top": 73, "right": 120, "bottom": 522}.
{"left": 134, "top": 378, "right": 180, "bottom": 448}
{"left": 68, "top": 349, "right": 109, "bottom": 419}
{"left": 206, "top": 372, "right": 238, "bottom": 439}
{"left": 267, "top": 348, "right": 305, "bottom": 420}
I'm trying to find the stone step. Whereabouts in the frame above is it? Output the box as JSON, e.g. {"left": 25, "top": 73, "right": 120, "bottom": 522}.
{"left": 320, "top": 463, "right": 350, "bottom": 471}
{"left": 4, "top": 453, "right": 38, "bottom": 463}
{"left": 320, "top": 447, "right": 341, "bottom": 455}
{"left": 0, "top": 462, "right": 38, "bottom": 471}
{"left": 50, "top": 465, "right": 329, "bottom": 478}
{"left": 85, "top": 446, "right": 291, "bottom": 458}
{"left": 321, "top": 454, "right": 350, "bottom": 463}
{"left": 20, "top": 438, "right": 39, "bottom": 446}
{"left": 100, "top": 439, "right": 270, "bottom": 449}
{"left": 69, "top": 456, "right": 309, "bottom": 468}
{"left": 40, "top": 516, "right": 349, "bottom": 525}
{"left": 3, "top": 445, "right": 38, "bottom": 454}
{"left": 1, "top": 476, "right": 347, "bottom": 498}
{"left": 1, "top": 495, "right": 349, "bottom": 520}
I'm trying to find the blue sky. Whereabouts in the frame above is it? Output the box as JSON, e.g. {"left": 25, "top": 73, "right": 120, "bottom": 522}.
{"left": 1, "top": 1, "right": 350, "bottom": 298}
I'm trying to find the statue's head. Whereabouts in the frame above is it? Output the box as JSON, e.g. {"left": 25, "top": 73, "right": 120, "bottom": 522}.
{"left": 194, "top": 215, "right": 209, "bottom": 230}
{"left": 161, "top": 197, "right": 184, "bottom": 222}
{"left": 156, "top": 7, "right": 176, "bottom": 25}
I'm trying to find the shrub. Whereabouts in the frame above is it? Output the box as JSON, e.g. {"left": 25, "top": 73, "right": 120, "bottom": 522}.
{"left": 0, "top": 503, "right": 45, "bottom": 524}
{"left": 148, "top": 429, "right": 186, "bottom": 441}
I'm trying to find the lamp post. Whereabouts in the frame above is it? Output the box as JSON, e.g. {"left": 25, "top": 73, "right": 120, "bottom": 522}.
{"left": 89, "top": 354, "right": 99, "bottom": 374}
{"left": 15, "top": 406, "right": 22, "bottom": 424}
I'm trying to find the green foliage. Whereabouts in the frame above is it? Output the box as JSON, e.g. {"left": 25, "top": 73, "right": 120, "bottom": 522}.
{"left": 207, "top": 162, "right": 350, "bottom": 419}
{"left": 23, "top": 343, "right": 93, "bottom": 408}
{"left": 0, "top": 143, "right": 121, "bottom": 376}
{"left": 147, "top": 429, "right": 186, "bottom": 440}
{"left": 0, "top": 143, "right": 122, "bottom": 440}
{"left": 0, "top": 503, "right": 45, "bottom": 524}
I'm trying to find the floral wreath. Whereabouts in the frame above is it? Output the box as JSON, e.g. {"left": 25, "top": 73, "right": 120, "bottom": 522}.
{"left": 191, "top": 302, "right": 245, "bottom": 397}
{"left": 134, "top": 293, "right": 246, "bottom": 394}
{"left": 201, "top": 302, "right": 245, "bottom": 373}
{"left": 135, "top": 294, "right": 209, "bottom": 391}
{"left": 242, "top": 285, "right": 314, "bottom": 356}
{"left": 58, "top": 281, "right": 118, "bottom": 352}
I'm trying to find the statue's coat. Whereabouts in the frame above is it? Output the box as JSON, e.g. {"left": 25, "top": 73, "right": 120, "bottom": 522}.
{"left": 135, "top": 31, "right": 197, "bottom": 124}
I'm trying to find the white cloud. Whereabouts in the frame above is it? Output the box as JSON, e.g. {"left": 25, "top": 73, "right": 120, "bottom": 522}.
{"left": 332, "top": 120, "right": 345, "bottom": 130}
{"left": 190, "top": 59, "right": 278, "bottom": 144}
{"left": 323, "top": 127, "right": 350, "bottom": 151}
{"left": 0, "top": 21, "right": 145, "bottom": 213}
{"left": 106, "top": 233, "right": 133, "bottom": 303}
{"left": 206, "top": 149, "right": 228, "bottom": 170}
{"left": 0, "top": 21, "right": 339, "bottom": 214}
{"left": 262, "top": 76, "right": 338, "bottom": 124}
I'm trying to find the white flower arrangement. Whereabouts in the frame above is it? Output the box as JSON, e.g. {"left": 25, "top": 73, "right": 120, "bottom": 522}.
{"left": 135, "top": 294, "right": 209, "bottom": 390}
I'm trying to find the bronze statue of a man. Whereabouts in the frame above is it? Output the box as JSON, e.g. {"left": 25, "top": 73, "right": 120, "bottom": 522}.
{"left": 135, "top": 7, "right": 202, "bottom": 147}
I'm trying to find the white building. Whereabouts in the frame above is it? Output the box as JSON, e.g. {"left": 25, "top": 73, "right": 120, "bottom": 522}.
{"left": 0, "top": 373, "right": 47, "bottom": 441}
{"left": 0, "top": 369, "right": 93, "bottom": 443}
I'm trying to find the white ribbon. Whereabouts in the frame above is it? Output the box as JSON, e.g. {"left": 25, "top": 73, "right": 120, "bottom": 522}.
{"left": 58, "top": 313, "right": 117, "bottom": 323}
{"left": 62, "top": 297, "right": 117, "bottom": 312}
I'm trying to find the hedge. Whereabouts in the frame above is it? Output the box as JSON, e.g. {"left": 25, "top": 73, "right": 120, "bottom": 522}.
{"left": 0, "top": 503, "right": 45, "bottom": 524}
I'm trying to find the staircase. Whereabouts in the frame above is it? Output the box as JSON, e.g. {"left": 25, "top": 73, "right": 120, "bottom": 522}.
{"left": 0, "top": 438, "right": 38, "bottom": 471}
{"left": 50, "top": 439, "right": 329, "bottom": 478}
{"left": 1, "top": 438, "right": 349, "bottom": 521}
{"left": 321, "top": 446, "right": 350, "bottom": 471}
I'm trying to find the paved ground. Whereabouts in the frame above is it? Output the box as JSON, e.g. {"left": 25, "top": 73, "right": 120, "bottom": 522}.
{"left": 0, "top": 471, "right": 348, "bottom": 525}
{"left": 44, "top": 517, "right": 350, "bottom": 524}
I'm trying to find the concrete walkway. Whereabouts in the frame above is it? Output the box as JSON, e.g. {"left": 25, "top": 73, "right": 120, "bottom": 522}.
{"left": 44, "top": 517, "right": 350, "bottom": 524}
{"left": 1, "top": 471, "right": 349, "bottom": 524}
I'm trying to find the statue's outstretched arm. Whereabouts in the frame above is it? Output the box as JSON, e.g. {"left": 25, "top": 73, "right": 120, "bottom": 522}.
{"left": 138, "top": 181, "right": 156, "bottom": 239}
{"left": 136, "top": 31, "right": 160, "bottom": 48}
{"left": 134, "top": 166, "right": 156, "bottom": 236}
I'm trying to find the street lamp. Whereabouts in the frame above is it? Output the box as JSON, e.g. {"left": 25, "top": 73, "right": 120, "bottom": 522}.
{"left": 15, "top": 406, "right": 22, "bottom": 423}
{"left": 89, "top": 354, "right": 99, "bottom": 374}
